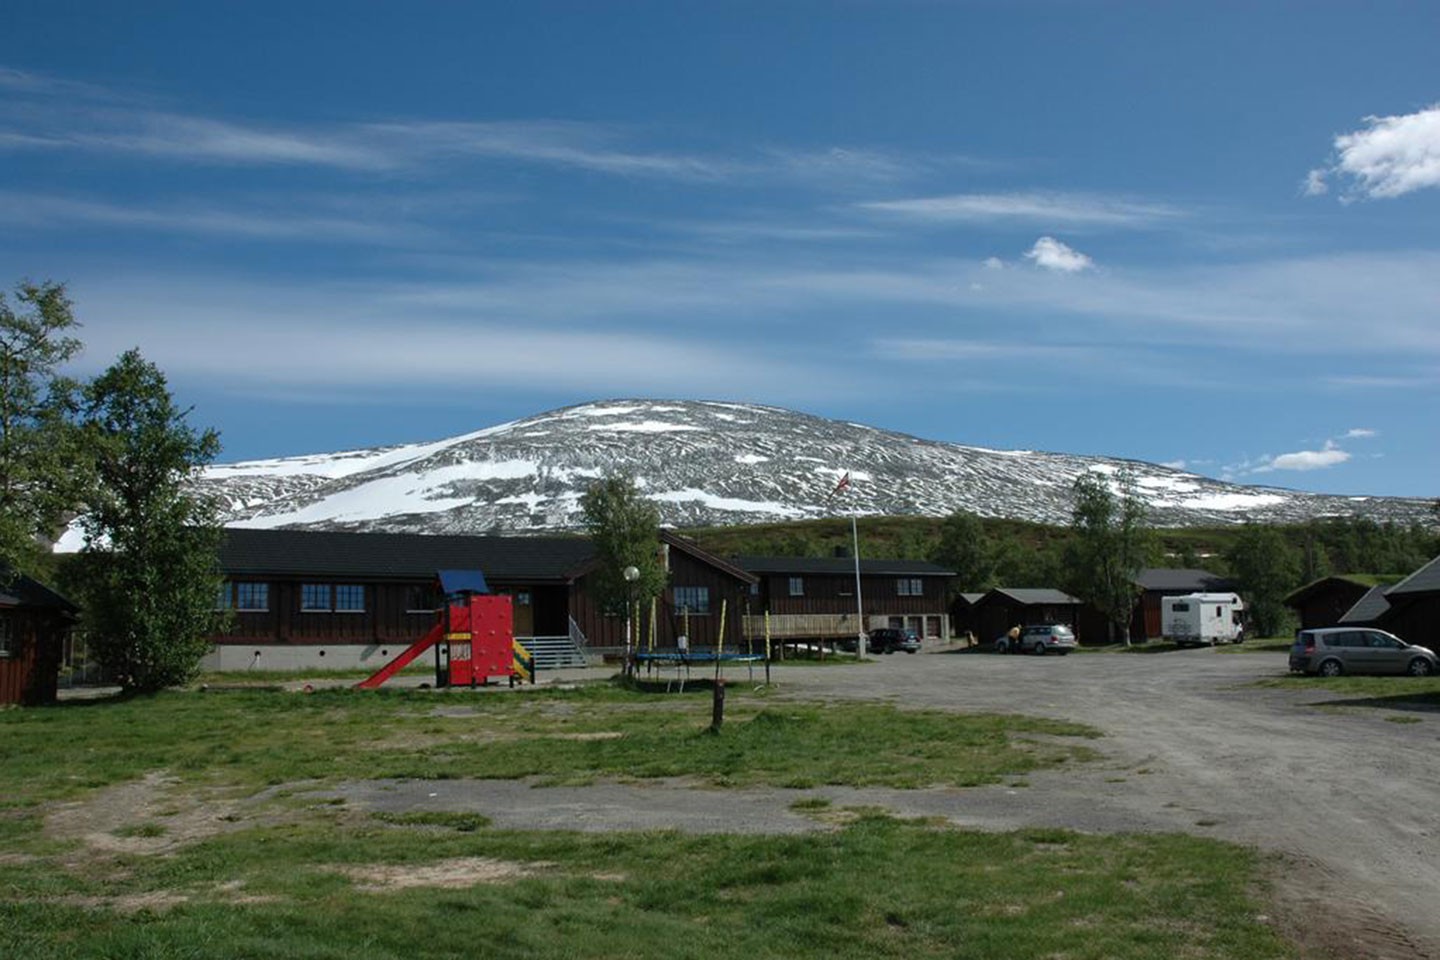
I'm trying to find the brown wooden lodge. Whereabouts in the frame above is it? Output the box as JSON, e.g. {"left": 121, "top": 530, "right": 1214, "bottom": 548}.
{"left": 212, "top": 528, "right": 758, "bottom": 671}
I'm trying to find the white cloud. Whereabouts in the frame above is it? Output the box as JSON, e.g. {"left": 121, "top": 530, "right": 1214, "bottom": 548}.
{"left": 1314, "top": 104, "right": 1440, "bottom": 199}
{"left": 858, "top": 191, "right": 1181, "bottom": 227}
{"left": 982, "top": 256, "right": 1005, "bottom": 270}
{"left": 1265, "top": 444, "right": 1351, "bottom": 472}
{"left": 1343, "top": 427, "right": 1377, "bottom": 439}
{"left": 1302, "top": 169, "right": 1328, "bottom": 196}
{"left": 1024, "top": 236, "right": 1094, "bottom": 273}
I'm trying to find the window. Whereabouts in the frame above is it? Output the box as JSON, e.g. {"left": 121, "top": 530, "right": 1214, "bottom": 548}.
{"left": 405, "top": 584, "right": 440, "bottom": 613}
{"left": 302, "top": 584, "right": 365, "bottom": 612}
{"left": 335, "top": 585, "right": 365, "bottom": 612}
{"left": 235, "top": 583, "right": 269, "bottom": 612}
{"left": 0, "top": 615, "right": 13, "bottom": 658}
{"left": 301, "top": 584, "right": 332, "bottom": 612}
{"left": 674, "top": 586, "right": 711, "bottom": 614}
{"left": 1172, "top": 602, "right": 1191, "bottom": 613}
{"left": 896, "top": 578, "right": 923, "bottom": 597}
{"left": 788, "top": 577, "right": 804, "bottom": 597}
{"left": 215, "top": 583, "right": 232, "bottom": 610}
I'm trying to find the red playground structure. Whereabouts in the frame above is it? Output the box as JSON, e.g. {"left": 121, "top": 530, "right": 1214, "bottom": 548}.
{"left": 356, "top": 570, "right": 532, "bottom": 689}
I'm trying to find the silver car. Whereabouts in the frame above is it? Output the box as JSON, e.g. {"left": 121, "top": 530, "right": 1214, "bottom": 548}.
{"left": 1289, "top": 627, "right": 1437, "bottom": 677}
{"left": 1020, "top": 624, "right": 1078, "bottom": 656}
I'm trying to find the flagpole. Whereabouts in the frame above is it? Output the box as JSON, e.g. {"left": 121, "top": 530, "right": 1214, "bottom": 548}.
{"left": 851, "top": 510, "right": 865, "bottom": 657}
{"left": 831, "top": 470, "right": 865, "bottom": 658}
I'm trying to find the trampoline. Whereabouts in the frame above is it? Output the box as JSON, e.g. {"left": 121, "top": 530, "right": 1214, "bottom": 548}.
{"left": 632, "top": 646, "right": 767, "bottom": 691}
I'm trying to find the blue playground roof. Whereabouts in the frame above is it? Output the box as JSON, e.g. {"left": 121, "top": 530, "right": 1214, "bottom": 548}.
{"left": 437, "top": 569, "right": 489, "bottom": 595}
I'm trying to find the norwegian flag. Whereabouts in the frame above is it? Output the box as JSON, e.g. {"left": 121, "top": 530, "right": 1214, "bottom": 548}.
{"left": 832, "top": 471, "right": 851, "bottom": 496}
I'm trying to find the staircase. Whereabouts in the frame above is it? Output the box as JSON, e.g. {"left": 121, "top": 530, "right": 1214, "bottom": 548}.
{"left": 516, "top": 620, "right": 589, "bottom": 669}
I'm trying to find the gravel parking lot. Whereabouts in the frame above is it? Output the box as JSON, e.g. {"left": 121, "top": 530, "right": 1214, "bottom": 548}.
{"left": 775, "top": 647, "right": 1440, "bottom": 960}
{"left": 335, "top": 648, "right": 1440, "bottom": 959}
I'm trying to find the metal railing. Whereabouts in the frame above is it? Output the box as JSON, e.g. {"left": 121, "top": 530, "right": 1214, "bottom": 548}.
{"left": 518, "top": 633, "right": 588, "bottom": 669}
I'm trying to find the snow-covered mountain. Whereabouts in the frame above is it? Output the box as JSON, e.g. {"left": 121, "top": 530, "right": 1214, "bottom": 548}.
{"left": 200, "top": 399, "right": 1433, "bottom": 534}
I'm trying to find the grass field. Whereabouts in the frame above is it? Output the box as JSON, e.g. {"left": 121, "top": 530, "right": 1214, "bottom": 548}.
{"left": 0, "top": 682, "right": 1296, "bottom": 959}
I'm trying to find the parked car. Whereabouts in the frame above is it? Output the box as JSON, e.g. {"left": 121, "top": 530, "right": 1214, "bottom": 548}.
{"left": 868, "top": 627, "right": 920, "bottom": 655}
{"left": 1019, "top": 624, "right": 1078, "bottom": 656}
{"left": 1289, "top": 627, "right": 1437, "bottom": 677}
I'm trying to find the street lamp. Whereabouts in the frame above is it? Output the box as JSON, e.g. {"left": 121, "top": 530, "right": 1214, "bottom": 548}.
{"left": 623, "top": 565, "right": 640, "bottom": 675}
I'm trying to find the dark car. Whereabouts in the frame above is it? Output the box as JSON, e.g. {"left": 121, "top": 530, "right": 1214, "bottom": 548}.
{"left": 868, "top": 628, "right": 920, "bottom": 655}
{"left": 1290, "top": 627, "right": 1437, "bottom": 677}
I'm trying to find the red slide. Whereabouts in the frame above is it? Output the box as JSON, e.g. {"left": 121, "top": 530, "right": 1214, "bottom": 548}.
{"left": 355, "top": 622, "right": 444, "bottom": 689}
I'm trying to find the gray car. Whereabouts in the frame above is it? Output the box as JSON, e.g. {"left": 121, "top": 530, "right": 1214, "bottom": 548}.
{"left": 1289, "top": 627, "right": 1437, "bottom": 677}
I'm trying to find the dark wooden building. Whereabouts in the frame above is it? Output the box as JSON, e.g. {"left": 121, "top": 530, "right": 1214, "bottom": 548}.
{"left": 211, "top": 528, "right": 754, "bottom": 671}
{"left": 1132, "top": 568, "right": 1235, "bottom": 640}
{"left": 1365, "top": 555, "right": 1440, "bottom": 650}
{"left": 1284, "top": 576, "right": 1391, "bottom": 631}
{"left": 950, "top": 592, "right": 986, "bottom": 640}
{"left": 0, "top": 573, "right": 78, "bottom": 706}
{"left": 735, "top": 555, "right": 955, "bottom": 642}
{"left": 972, "top": 588, "right": 1106, "bottom": 645}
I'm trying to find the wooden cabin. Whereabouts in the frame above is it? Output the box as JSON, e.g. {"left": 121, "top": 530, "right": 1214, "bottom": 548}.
{"left": 1284, "top": 576, "right": 1390, "bottom": 631}
{"left": 1366, "top": 555, "right": 1440, "bottom": 650}
{"left": 0, "top": 574, "right": 78, "bottom": 705}
{"left": 972, "top": 588, "right": 1106, "bottom": 645}
{"left": 1132, "top": 568, "right": 1235, "bottom": 640}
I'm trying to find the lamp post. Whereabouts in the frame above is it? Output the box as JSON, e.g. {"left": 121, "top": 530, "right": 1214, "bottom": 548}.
{"left": 623, "top": 565, "right": 640, "bottom": 676}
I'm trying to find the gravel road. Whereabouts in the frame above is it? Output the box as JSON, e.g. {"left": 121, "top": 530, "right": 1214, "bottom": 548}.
{"left": 333, "top": 648, "right": 1440, "bottom": 959}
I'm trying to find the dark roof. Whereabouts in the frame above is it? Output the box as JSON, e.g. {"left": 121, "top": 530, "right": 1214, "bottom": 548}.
{"left": 1134, "top": 568, "right": 1234, "bottom": 592}
{"left": 218, "top": 527, "right": 756, "bottom": 586}
{"left": 1338, "top": 585, "right": 1392, "bottom": 624}
{"left": 662, "top": 532, "right": 756, "bottom": 585}
{"left": 1388, "top": 554, "right": 1440, "bottom": 597}
{"left": 982, "top": 587, "right": 1082, "bottom": 606}
{"left": 220, "top": 528, "right": 597, "bottom": 581}
{"left": 1283, "top": 575, "right": 1374, "bottom": 608}
{"left": 735, "top": 555, "right": 955, "bottom": 577}
{"left": 0, "top": 571, "right": 79, "bottom": 613}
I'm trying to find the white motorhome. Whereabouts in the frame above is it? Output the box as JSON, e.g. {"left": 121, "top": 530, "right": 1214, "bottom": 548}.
{"left": 1161, "top": 593, "right": 1245, "bottom": 646}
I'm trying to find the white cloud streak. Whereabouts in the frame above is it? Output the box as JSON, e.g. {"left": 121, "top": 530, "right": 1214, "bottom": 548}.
{"left": 1314, "top": 104, "right": 1440, "bottom": 199}
{"left": 0, "top": 191, "right": 426, "bottom": 244}
{"left": 0, "top": 66, "right": 942, "bottom": 187}
{"left": 858, "top": 191, "right": 1182, "bottom": 227}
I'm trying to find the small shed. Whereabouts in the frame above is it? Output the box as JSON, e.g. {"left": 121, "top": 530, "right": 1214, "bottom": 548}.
{"left": 1132, "top": 568, "right": 1234, "bottom": 640}
{"left": 1285, "top": 575, "right": 1394, "bottom": 631}
{"left": 974, "top": 588, "right": 1090, "bottom": 644}
{"left": 1370, "top": 554, "right": 1440, "bottom": 649}
{"left": 949, "top": 592, "right": 986, "bottom": 639}
{"left": 0, "top": 573, "right": 78, "bottom": 706}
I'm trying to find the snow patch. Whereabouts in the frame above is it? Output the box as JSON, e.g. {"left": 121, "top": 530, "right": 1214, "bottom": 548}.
{"left": 735, "top": 454, "right": 769, "bottom": 465}
{"left": 586, "top": 421, "right": 703, "bottom": 434}
{"left": 1178, "top": 492, "right": 1288, "bottom": 511}
{"left": 651, "top": 488, "right": 804, "bottom": 517}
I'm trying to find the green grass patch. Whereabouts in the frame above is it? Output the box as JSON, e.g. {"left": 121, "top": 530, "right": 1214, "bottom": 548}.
{"left": 0, "top": 815, "right": 1292, "bottom": 960}
{"left": 372, "top": 810, "right": 492, "bottom": 832}
{"left": 1254, "top": 674, "right": 1440, "bottom": 699}
{"left": 0, "top": 683, "right": 1100, "bottom": 824}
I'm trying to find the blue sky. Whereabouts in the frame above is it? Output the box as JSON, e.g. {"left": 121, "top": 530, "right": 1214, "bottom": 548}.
{"left": 3, "top": 1, "right": 1437, "bottom": 498}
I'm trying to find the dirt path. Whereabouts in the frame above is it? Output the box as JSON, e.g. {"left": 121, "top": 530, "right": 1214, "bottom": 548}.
{"left": 326, "top": 650, "right": 1440, "bottom": 959}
